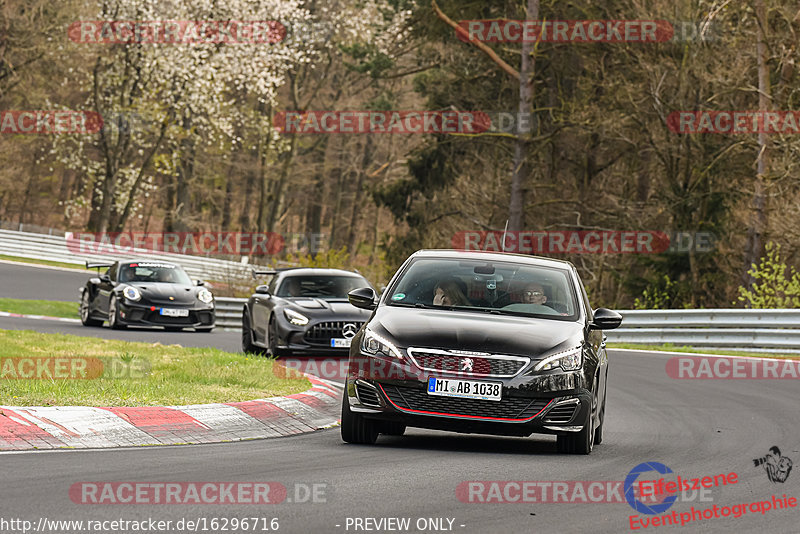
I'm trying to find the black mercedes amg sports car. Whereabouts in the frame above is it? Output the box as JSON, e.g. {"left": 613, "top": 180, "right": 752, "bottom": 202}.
{"left": 79, "top": 259, "right": 215, "bottom": 331}
{"left": 341, "top": 250, "right": 622, "bottom": 454}
{"left": 242, "top": 268, "right": 374, "bottom": 356}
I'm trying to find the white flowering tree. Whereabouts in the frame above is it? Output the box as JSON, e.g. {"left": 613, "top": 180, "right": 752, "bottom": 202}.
{"left": 52, "top": 0, "right": 317, "bottom": 232}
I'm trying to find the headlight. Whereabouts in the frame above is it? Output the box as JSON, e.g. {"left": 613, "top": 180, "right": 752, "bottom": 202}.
{"left": 534, "top": 347, "right": 583, "bottom": 372}
{"left": 361, "top": 328, "right": 404, "bottom": 360}
{"left": 197, "top": 288, "right": 213, "bottom": 304}
{"left": 123, "top": 286, "right": 141, "bottom": 301}
{"left": 284, "top": 308, "right": 309, "bottom": 326}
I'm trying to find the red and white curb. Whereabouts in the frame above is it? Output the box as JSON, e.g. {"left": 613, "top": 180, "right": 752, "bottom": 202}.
{"left": 0, "top": 375, "right": 341, "bottom": 450}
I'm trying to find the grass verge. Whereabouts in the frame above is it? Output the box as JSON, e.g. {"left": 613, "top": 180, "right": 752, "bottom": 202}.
{"left": 0, "top": 329, "right": 309, "bottom": 406}
{"left": 0, "top": 254, "right": 90, "bottom": 271}
{"left": 0, "top": 298, "right": 77, "bottom": 319}
{"left": 607, "top": 343, "right": 799, "bottom": 359}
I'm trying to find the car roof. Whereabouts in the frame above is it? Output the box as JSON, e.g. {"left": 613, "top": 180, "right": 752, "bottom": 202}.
{"left": 408, "top": 249, "right": 576, "bottom": 270}
{"left": 279, "top": 268, "right": 366, "bottom": 278}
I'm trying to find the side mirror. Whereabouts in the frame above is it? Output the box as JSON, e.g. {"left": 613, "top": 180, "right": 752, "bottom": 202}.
{"left": 590, "top": 308, "right": 622, "bottom": 330}
{"left": 195, "top": 279, "right": 205, "bottom": 286}
{"left": 348, "top": 287, "right": 377, "bottom": 310}
{"left": 99, "top": 274, "right": 111, "bottom": 283}
{"left": 255, "top": 285, "right": 270, "bottom": 295}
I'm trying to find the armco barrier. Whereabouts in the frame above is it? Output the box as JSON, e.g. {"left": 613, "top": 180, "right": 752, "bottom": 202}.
{"left": 214, "top": 297, "right": 247, "bottom": 328}
{"left": 0, "top": 228, "right": 292, "bottom": 282}
{"left": 605, "top": 309, "right": 800, "bottom": 353}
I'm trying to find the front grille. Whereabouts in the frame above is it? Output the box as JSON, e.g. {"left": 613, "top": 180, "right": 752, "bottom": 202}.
{"left": 304, "top": 321, "right": 364, "bottom": 344}
{"left": 407, "top": 349, "right": 528, "bottom": 377}
{"left": 355, "top": 383, "right": 382, "bottom": 407}
{"left": 543, "top": 403, "right": 578, "bottom": 424}
{"left": 381, "top": 385, "right": 550, "bottom": 420}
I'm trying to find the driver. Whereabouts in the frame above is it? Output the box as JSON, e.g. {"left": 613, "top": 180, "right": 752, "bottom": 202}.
{"left": 433, "top": 278, "right": 471, "bottom": 307}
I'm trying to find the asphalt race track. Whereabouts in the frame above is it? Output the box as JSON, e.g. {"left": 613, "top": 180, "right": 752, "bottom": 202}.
{"left": 2, "top": 262, "right": 799, "bottom": 533}
{"left": 0, "top": 261, "right": 93, "bottom": 302}
{"left": 1, "top": 350, "right": 797, "bottom": 533}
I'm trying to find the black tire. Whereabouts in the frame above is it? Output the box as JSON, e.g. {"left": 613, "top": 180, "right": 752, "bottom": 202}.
{"left": 267, "top": 317, "right": 280, "bottom": 356}
{"left": 107, "top": 295, "right": 126, "bottom": 330}
{"left": 196, "top": 327, "right": 214, "bottom": 333}
{"left": 79, "top": 290, "right": 102, "bottom": 327}
{"left": 556, "top": 406, "right": 594, "bottom": 455}
{"left": 241, "top": 312, "right": 262, "bottom": 354}
{"left": 594, "top": 390, "right": 606, "bottom": 446}
{"left": 380, "top": 421, "right": 406, "bottom": 436}
{"left": 340, "top": 391, "right": 378, "bottom": 444}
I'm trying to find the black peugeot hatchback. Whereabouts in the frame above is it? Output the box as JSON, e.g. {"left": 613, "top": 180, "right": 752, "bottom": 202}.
{"left": 341, "top": 250, "right": 622, "bottom": 454}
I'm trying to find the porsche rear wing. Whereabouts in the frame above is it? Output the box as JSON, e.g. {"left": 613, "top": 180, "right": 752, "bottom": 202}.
{"left": 86, "top": 261, "right": 113, "bottom": 271}
{"left": 251, "top": 267, "right": 300, "bottom": 279}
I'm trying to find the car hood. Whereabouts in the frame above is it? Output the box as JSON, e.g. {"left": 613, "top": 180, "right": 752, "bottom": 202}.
{"left": 128, "top": 283, "right": 198, "bottom": 305}
{"left": 286, "top": 298, "right": 371, "bottom": 319}
{"left": 371, "top": 306, "right": 584, "bottom": 357}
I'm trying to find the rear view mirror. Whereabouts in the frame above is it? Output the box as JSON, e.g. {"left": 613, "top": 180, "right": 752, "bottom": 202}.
{"left": 590, "top": 308, "right": 622, "bottom": 330}
{"left": 195, "top": 279, "right": 205, "bottom": 286}
{"left": 348, "top": 287, "right": 377, "bottom": 310}
{"left": 99, "top": 274, "right": 111, "bottom": 283}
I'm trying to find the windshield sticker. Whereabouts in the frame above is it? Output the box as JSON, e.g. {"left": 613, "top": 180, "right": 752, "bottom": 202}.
{"left": 132, "top": 262, "right": 176, "bottom": 269}
{"left": 391, "top": 293, "right": 406, "bottom": 301}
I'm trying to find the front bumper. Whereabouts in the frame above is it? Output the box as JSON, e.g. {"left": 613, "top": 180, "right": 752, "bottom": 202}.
{"left": 273, "top": 317, "right": 364, "bottom": 355}
{"left": 345, "top": 352, "right": 593, "bottom": 437}
{"left": 116, "top": 300, "right": 215, "bottom": 328}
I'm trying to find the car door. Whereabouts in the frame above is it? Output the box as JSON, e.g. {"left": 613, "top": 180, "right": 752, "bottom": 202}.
{"left": 96, "top": 262, "right": 118, "bottom": 315}
{"left": 575, "top": 269, "right": 607, "bottom": 398}
{"left": 251, "top": 276, "right": 277, "bottom": 342}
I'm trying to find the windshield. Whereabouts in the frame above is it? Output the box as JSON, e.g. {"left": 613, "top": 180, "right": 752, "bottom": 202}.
{"left": 118, "top": 262, "right": 193, "bottom": 285}
{"left": 276, "top": 275, "right": 369, "bottom": 299}
{"left": 387, "top": 257, "right": 579, "bottom": 320}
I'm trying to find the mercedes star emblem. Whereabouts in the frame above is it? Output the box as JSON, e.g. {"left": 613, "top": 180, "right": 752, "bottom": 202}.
{"left": 342, "top": 323, "right": 358, "bottom": 339}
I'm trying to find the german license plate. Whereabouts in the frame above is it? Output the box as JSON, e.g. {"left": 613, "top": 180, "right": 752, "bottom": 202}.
{"left": 160, "top": 308, "right": 189, "bottom": 317}
{"left": 427, "top": 377, "right": 502, "bottom": 401}
{"left": 331, "top": 338, "right": 351, "bottom": 348}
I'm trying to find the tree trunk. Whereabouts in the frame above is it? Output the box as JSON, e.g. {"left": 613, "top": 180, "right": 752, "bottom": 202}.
{"left": 743, "top": 0, "right": 770, "bottom": 289}
{"left": 347, "top": 136, "right": 374, "bottom": 254}
{"left": 507, "top": 0, "right": 538, "bottom": 231}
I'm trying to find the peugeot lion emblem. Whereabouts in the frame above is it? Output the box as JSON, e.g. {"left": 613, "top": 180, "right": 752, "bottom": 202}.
{"left": 342, "top": 323, "right": 358, "bottom": 339}
{"left": 461, "top": 357, "right": 474, "bottom": 372}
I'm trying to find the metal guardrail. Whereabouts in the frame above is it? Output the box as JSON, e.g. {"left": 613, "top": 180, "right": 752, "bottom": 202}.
{"left": 214, "top": 297, "right": 247, "bottom": 328}
{"left": 0, "top": 228, "right": 284, "bottom": 282}
{"left": 607, "top": 309, "right": 800, "bottom": 353}
{"left": 213, "top": 304, "right": 800, "bottom": 352}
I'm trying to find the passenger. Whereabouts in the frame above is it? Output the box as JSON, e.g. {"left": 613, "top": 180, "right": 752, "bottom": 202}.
{"left": 433, "top": 278, "right": 471, "bottom": 307}
{"left": 522, "top": 282, "right": 548, "bottom": 306}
